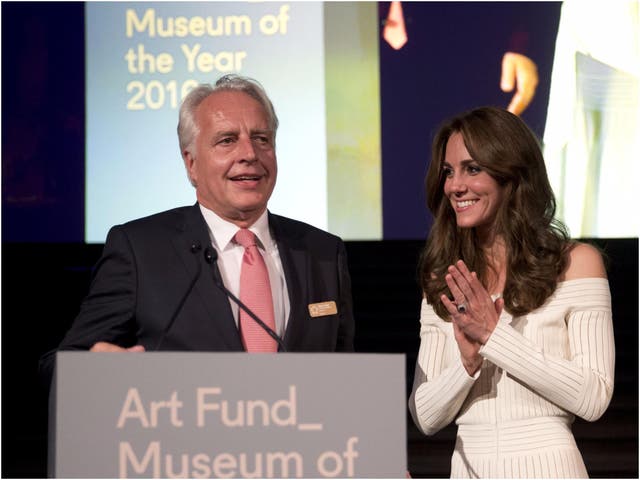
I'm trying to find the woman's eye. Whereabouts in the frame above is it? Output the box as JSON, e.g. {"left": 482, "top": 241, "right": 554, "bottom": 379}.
{"left": 442, "top": 167, "right": 453, "bottom": 177}
{"left": 467, "top": 165, "right": 481, "bottom": 174}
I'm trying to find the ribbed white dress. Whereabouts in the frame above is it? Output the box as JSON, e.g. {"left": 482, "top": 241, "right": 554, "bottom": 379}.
{"left": 409, "top": 278, "right": 615, "bottom": 478}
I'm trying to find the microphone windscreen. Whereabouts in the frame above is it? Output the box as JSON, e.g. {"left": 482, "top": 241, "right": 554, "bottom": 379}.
{"left": 204, "top": 247, "right": 218, "bottom": 263}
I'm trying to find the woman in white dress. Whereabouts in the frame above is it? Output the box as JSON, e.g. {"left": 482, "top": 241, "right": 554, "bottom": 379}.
{"left": 409, "top": 106, "right": 615, "bottom": 478}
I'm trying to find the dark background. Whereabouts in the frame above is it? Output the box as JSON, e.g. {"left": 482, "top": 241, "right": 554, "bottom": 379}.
{"left": 2, "top": 2, "right": 637, "bottom": 478}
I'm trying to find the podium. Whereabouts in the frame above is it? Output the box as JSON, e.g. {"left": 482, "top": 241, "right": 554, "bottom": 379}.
{"left": 50, "top": 352, "right": 407, "bottom": 478}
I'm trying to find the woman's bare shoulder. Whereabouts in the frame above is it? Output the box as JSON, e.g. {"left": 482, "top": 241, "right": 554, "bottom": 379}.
{"left": 560, "top": 242, "right": 607, "bottom": 281}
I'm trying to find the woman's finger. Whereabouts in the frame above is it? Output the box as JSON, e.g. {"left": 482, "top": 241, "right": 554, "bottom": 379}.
{"left": 445, "top": 273, "right": 466, "bottom": 304}
{"left": 448, "top": 264, "right": 476, "bottom": 303}
{"left": 441, "top": 293, "right": 461, "bottom": 317}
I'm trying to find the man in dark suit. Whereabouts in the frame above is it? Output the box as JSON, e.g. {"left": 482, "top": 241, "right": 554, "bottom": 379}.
{"left": 40, "top": 75, "right": 354, "bottom": 381}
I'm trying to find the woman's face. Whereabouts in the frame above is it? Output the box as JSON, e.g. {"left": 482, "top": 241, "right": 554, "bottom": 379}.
{"left": 442, "top": 132, "right": 505, "bottom": 236}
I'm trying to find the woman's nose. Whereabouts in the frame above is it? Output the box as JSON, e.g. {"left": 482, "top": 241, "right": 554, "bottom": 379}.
{"left": 447, "top": 173, "right": 467, "bottom": 194}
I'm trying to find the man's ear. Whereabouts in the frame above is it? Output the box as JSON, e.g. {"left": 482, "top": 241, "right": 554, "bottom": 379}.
{"left": 183, "top": 150, "right": 197, "bottom": 187}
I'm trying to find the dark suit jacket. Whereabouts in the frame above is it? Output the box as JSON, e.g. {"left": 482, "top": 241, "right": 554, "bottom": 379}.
{"left": 39, "top": 204, "right": 355, "bottom": 383}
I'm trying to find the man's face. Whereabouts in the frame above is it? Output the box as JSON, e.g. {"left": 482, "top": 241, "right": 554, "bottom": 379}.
{"left": 183, "top": 90, "right": 277, "bottom": 227}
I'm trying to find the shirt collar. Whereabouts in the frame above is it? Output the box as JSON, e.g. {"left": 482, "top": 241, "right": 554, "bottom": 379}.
{"left": 198, "top": 204, "right": 272, "bottom": 252}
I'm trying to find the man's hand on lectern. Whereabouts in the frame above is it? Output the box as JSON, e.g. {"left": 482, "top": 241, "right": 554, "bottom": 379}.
{"left": 90, "top": 341, "right": 145, "bottom": 352}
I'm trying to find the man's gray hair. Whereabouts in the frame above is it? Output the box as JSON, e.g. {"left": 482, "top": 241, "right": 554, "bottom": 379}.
{"left": 177, "top": 74, "right": 279, "bottom": 156}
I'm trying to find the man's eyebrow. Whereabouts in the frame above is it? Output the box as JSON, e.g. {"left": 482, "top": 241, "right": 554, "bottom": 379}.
{"left": 213, "top": 129, "right": 238, "bottom": 137}
{"left": 250, "top": 128, "right": 273, "bottom": 136}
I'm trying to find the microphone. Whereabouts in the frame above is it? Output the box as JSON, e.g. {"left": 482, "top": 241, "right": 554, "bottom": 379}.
{"left": 204, "top": 247, "right": 287, "bottom": 352}
{"left": 154, "top": 241, "right": 203, "bottom": 351}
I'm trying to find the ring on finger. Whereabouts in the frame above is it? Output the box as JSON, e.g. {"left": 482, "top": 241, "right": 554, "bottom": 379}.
{"left": 456, "top": 302, "right": 467, "bottom": 313}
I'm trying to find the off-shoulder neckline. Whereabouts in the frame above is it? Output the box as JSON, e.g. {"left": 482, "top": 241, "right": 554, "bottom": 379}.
{"left": 556, "top": 277, "right": 609, "bottom": 286}
{"left": 490, "top": 277, "right": 607, "bottom": 300}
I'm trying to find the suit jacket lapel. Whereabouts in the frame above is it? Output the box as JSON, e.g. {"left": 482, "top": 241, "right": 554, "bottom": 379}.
{"left": 269, "top": 212, "right": 308, "bottom": 350}
{"left": 171, "top": 203, "right": 243, "bottom": 350}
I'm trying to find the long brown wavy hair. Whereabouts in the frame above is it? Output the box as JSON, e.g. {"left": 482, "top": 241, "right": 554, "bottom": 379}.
{"left": 419, "top": 107, "right": 571, "bottom": 319}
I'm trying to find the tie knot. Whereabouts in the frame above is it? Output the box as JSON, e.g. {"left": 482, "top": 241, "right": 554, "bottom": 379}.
{"left": 235, "top": 229, "right": 257, "bottom": 248}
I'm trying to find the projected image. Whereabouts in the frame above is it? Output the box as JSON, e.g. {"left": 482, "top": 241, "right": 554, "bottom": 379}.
{"left": 4, "top": 2, "right": 637, "bottom": 243}
{"left": 85, "top": 2, "right": 382, "bottom": 243}
{"left": 379, "top": 1, "right": 639, "bottom": 240}
{"left": 543, "top": 0, "right": 639, "bottom": 238}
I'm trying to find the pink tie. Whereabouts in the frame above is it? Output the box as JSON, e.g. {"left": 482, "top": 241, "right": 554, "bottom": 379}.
{"left": 235, "top": 229, "right": 278, "bottom": 352}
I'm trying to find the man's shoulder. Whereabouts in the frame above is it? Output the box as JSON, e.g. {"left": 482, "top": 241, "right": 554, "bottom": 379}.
{"left": 122, "top": 205, "right": 195, "bottom": 227}
{"left": 268, "top": 212, "right": 343, "bottom": 247}
{"left": 108, "top": 205, "right": 200, "bottom": 240}
{"left": 269, "top": 212, "right": 344, "bottom": 255}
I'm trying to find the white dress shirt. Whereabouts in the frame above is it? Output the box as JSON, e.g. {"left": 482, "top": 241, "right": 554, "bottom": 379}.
{"left": 199, "top": 205, "right": 290, "bottom": 337}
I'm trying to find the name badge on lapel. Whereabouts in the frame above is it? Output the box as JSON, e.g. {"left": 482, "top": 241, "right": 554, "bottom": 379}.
{"left": 308, "top": 301, "right": 338, "bottom": 317}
